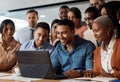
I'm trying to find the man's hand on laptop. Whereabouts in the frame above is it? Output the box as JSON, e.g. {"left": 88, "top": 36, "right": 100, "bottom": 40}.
{"left": 64, "top": 70, "right": 82, "bottom": 79}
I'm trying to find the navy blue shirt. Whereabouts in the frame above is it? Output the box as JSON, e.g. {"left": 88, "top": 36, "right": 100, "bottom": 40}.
{"left": 51, "top": 35, "right": 95, "bottom": 74}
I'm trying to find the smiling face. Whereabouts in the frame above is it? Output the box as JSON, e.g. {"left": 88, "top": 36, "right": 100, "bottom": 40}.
{"left": 84, "top": 12, "right": 95, "bottom": 29}
{"left": 68, "top": 11, "right": 80, "bottom": 28}
{"left": 34, "top": 27, "right": 49, "bottom": 48}
{"left": 92, "top": 22, "right": 110, "bottom": 43}
{"left": 101, "top": 7, "right": 107, "bottom": 16}
{"left": 2, "top": 23, "right": 15, "bottom": 40}
{"left": 56, "top": 25, "right": 75, "bottom": 46}
{"left": 51, "top": 23, "right": 58, "bottom": 38}
{"left": 59, "top": 8, "right": 69, "bottom": 19}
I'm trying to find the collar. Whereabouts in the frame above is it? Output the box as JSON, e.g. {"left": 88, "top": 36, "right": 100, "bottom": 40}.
{"left": 101, "top": 35, "right": 116, "bottom": 53}
{"left": 31, "top": 39, "right": 49, "bottom": 49}
{"left": 61, "top": 35, "right": 79, "bottom": 51}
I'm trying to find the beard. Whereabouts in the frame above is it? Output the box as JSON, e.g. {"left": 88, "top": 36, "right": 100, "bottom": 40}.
{"left": 60, "top": 38, "right": 71, "bottom": 46}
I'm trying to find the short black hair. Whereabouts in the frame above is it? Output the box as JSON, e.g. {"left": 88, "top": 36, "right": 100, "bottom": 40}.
{"left": 57, "top": 19, "right": 75, "bottom": 30}
{"left": 69, "top": 7, "right": 81, "bottom": 19}
{"left": 59, "top": 5, "right": 69, "bottom": 10}
{"left": 35, "top": 22, "right": 50, "bottom": 34}
{"left": 85, "top": 7, "right": 99, "bottom": 19}
{"left": 26, "top": 9, "right": 38, "bottom": 17}
{"left": 51, "top": 19, "right": 60, "bottom": 28}
{"left": 0, "top": 19, "right": 15, "bottom": 33}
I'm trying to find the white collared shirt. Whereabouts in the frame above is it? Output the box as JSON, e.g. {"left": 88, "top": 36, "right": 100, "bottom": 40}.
{"left": 101, "top": 36, "right": 116, "bottom": 74}
{"left": 83, "top": 28, "right": 97, "bottom": 47}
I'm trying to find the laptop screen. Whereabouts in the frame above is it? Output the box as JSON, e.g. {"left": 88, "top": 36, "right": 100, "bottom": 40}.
{"left": 16, "top": 51, "right": 55, "bottom": 79}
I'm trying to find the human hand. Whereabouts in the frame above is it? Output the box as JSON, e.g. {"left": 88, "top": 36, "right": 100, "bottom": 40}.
{"left": 83, "top": 70, "right": 99, "bottom": 77}
{"left": 64, "top": 70, "right": 82, "bottom": 79}
{"left": 99, "top": 73, "right": 114, "bottom": 77}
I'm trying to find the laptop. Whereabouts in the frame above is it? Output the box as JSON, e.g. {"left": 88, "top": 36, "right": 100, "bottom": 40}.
{"left": 15, "top": 51, "right": 65, "bottom": 79}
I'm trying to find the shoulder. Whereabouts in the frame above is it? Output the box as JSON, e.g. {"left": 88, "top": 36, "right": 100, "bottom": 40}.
{"left": 51, "top": 41, "right": 62, "bottom": 53}
{"left": 13, "top": 38, "right": 21, "bottom": 45}
{"left": 94, "top": 46, "right": 101, "bottom": 57}
{"left": 75, "top": 36, "right": 96, "bottom": 51}
{"left": 45, "top": 42, "right": 55, "bottom": 49}
{"left": 116, "top": 38, "right": 120, "bottom": 43}
{"left": 113, "top": 38, "right": 120, "bottom": 51}
{"left": 18, "top": 27, "right": 29, "bottom": 31}
{"left": 20, "top": 40, "right": 33, "bottom": 50}
{"left": 14, "top": 27, "right": 29, "bottom": 37}
{"left": 54, "top": 41, "right": 62, "bottom": 49}
{"left": 83, "top": 29, "right": 90, "bottom": 38}
{"left": 83, "top": 29, "right": 90, "bottom": 35}
{"left": 76, "top": 35, "right": 94, "bottom": 46}
{"left": 15, "top": 27, "right": 29, "bottom": 33}
{"left": 81, "top": 25, "right": 88, "bottom": 31}
{"left": 10, "top": 38, "right": 21, "bottom": 47}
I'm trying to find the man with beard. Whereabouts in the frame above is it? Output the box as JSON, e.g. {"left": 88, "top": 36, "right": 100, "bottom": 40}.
{"left": 51, "top": 19, "right": 95, "bottom": 78}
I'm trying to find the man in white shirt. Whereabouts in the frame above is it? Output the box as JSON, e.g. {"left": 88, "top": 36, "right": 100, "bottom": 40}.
{"left": 14, "top": 9, "right": 39, "bottom": 44}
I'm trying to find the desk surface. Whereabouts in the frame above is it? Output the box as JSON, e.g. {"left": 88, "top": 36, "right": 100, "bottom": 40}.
{"left": 0, "top": 79, "right": 24, "bottom": 82}
{"left": 31, "top": 79, "right": 61, "bottom": 82}
{"left": 0, "top": 73, "right": 118, "bottom": 82}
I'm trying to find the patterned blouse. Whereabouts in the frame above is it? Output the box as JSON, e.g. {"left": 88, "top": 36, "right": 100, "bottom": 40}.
{"left": 0, "top": 37, "right": 21, "bottom": 72}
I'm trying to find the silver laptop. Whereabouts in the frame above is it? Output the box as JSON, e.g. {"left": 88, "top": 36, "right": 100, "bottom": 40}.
{"left": 16, "top": 51, "right": 64, "bottom": 79}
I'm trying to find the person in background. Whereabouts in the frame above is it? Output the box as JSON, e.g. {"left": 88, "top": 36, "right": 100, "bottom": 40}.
{"left": 51, "top": 19, "right": 95, "bottom": 78}
{"left": 91, "top": 16, "right": 120, "bottom": 79}
{"left": 99, "top": 1, "right": 120, "bottom": 38}
{"left": 20, "top": 22, "right": 54, "bottom": 54}
{"left": 105, "top": 1, "right": 120, "bottom": 38}
{"left": 89, "top": 0, "right": 106, "bottom": 10}
{"left": 0, "top": 19, "right": 21, "bottom": 73}
{"left": 68, "top": 7, "right": 87, "bottom": 38}
{"left": 59, "top": 5, "right": 69, "bottom": 20}
{"left": 117, "top": 9, "right": 120, "bottom": 24}
{"left": 50, "top": 19, "right": 60, "bottom": 47}
{"left": 84, "top": 7, "right": 99, "bottom": 47}
{"left": 99, "top": 3, "right": 107, "bottom": 16}
{"left": 14, "top": 9, "right": 39, "bottom": 44}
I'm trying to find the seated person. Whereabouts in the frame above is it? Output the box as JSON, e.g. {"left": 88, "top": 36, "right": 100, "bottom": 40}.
{"left": 91, "top": 16, "right": 120, "bottom": 79}
{"left": 0, "top": 19, "right": 21, "bottom": 73}
{"left": 51, "top": 19, "right": 96, "bottom": 78}
{"left": 68, "top": 7, "right": 88, "bottom": 38}
{"left": 83, "top": 6, "right": 99, "bottom": 47}
{"left": 50, "top": 19, "right": 60, "bottom": 47}
{"left": 20, "top": 22, "right": 54, "bottom": 54}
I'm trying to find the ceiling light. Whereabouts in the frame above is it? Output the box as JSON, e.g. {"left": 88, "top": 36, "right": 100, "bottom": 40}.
{"left": 40, "top": 15, "right": 46, "bottom": 18}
